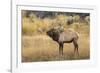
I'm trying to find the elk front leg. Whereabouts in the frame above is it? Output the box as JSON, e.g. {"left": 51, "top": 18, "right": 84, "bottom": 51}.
{"left": 59, "top": 43, "right": 63, "bottom": 56}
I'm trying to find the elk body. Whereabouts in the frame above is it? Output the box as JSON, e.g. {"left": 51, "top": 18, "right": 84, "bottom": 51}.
{"left": 47, "top": 28, "right": 79, "bottom": 56}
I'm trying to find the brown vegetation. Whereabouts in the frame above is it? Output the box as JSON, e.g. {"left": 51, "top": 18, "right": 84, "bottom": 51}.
{"left": 22, "top": 10, "right": 90, "bottom": 62}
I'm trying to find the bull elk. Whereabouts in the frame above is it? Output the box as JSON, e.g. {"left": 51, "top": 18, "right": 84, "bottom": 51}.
{"left": 47, "top": 27, "right": 79, "bottom": 56}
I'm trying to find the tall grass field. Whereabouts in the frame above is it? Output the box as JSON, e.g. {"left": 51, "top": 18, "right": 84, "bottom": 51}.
{"left": 22, "top": 10, "right": 90, "bottom": 62}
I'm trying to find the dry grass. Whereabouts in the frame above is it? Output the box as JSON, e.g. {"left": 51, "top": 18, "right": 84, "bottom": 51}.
{"left": 22, "top": 13, "right": 90, "bottom": 62}
{"left": 22, "top": 33, "right": 90, "bottom": 62}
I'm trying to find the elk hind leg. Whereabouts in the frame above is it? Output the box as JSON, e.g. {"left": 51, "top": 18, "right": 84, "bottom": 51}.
{"left": 73, "top": 39, "right": 79, "bottom": 56}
